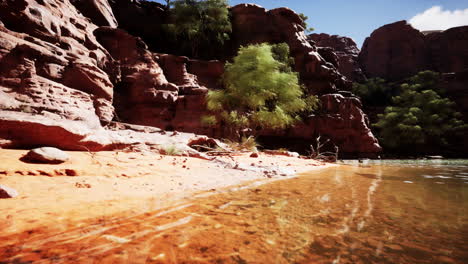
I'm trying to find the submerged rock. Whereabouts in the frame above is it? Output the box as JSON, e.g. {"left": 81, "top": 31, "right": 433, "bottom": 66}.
{"left": 23, "top": 147, "right": 70, "bottom": 164}
{"left": 0, "top": 184, "right": 18, "bottom": 198}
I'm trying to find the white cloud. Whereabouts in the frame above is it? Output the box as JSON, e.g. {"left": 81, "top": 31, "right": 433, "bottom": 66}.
{"left": 409, "top": 6, "right": 468, "bottom": 31}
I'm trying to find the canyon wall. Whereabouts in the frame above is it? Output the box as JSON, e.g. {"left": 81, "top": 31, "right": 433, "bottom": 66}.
{"left": 0, "top": 0, "right": 382, "bottom": 157}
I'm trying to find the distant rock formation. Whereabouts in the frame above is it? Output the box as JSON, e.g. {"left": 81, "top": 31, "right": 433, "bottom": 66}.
{"left": 359, "top": 20, "right": 468, "bottom": 81}
{"left": 359, "top": 21, "right": 428, "bottom": 81}
{"left": 358, "top": 21, "right": 468, "bottom": 122}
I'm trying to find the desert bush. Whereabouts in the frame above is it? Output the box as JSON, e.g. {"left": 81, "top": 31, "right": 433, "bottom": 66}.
{"left": 204, "top": 43, "right": 319, "bottom": 141}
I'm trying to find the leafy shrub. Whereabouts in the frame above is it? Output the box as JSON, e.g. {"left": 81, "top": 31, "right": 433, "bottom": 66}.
{"left": 374, "top": 71, "right": 467, "bottom": 153}
{"left": 162, "top": 144, "right": 181, "bottom": 156}
{"left": 352, "top": 78, "right": 395, "bottom": 106}
{"left": 204, "top": 43, "right": 319, "bottom": 140}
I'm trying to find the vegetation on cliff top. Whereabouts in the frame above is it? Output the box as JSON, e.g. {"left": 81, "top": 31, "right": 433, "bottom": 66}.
{"left": 203, "top": 43, "right": 319, "bottom": 141}
{"left": 164, "top": 0, "right": 231, "bottom": 59}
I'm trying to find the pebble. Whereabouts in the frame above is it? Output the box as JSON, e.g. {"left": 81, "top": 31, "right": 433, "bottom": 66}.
{"left": 0, "top": 184, "right": 19, "bottom": 198}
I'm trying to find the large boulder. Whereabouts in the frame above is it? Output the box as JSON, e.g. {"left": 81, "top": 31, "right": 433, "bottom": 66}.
{"left": 23, "top": 147, "right": 70, "bottom": 164}
{"left": 309, "top": 33, "right": 366, "bottom": 82}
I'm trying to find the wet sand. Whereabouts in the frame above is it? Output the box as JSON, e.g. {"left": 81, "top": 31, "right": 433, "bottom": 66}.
{"left": 0, "top": 149, "right": 330, "bottom": 237}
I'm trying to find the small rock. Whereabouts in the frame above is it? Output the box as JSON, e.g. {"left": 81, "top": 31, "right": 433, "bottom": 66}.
{"left": 65, "top": 169, "right": 78, "bottom": 176}
{"left": 384, "top": 244, "right": 404, "bottom": 252}
{"left": 436, "top": 256, "right": 456, "bottom": 264}
{"left": 23, "top": 147, "right": 69, "bottom": 164}
{"left": 250, "top": 152, "right": 259, "bottom": 158}
{"left": 0, "top": 184, "right": 19, "bottom": 198}
{"left": 286, "top": 151, "right": 300, "bottom": 158}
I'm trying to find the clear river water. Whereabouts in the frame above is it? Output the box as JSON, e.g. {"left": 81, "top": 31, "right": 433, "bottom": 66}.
{"left": 1, "top": 160, "right": 467, "bottom": 263}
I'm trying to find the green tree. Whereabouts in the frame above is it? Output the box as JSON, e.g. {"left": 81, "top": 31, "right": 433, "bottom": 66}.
{"left": 298, "top": 13, "right": 315, "bottom": 33}
{"left": 165, "top": 0, "right": 231, "bottom": 59}
{"left": 204, "top": 43, "right": 319, "bottom": 140}
{"left": 352, "top": 78, "right": 395, "bottom": 106}
{"left": 374, "top": 71, "right": 467, "bottom": 153}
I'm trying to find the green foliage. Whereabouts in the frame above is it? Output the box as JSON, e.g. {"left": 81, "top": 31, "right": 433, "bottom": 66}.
{"left": 352, "top": 78, "right": 395, "bottom": 106}
{"left": 204, "top": 43, "right": 319, "bottom": 140}
{"left": 374, "top": 71, "right": 467, "bottom": 152}
{"left": 165, "top": 0, "right": 231, "bottom": 59}
{"left": 162, "top": 144, "right": 181, "bottom": 156}
{"left": 201, "top": 115, "right": 217, "bottom": 126}
{"left": 225, "top": 136, "right": 259, "bottom": 152}
{"left": 298, "top": 13, "right": 315, "bottom": 33}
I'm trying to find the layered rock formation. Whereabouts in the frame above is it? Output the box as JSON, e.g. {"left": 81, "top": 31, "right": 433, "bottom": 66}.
{"left": 308, "top": 33, "right": 365, "bottom": 82}
{"left": 0, "top": 0, "right": 215, "bottom": 154}
{"left": 0, "top": 0, "right": 381, "bottom": 157}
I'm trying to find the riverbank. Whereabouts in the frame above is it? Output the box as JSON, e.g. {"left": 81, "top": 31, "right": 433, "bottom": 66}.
{"left": 0, "top": 149, "right": 332, "bottom": 236}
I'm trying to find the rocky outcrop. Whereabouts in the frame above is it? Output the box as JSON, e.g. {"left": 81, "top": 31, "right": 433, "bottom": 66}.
{"left": 93, "top": 27, "right": 216, "bottom": 135}
{"left": 359, "top": 21, "right": 427, "bottom": 81}
{"left": 309, "top": 94, "right": 381, "bottom": 155}
{"left": 70, "top": 0, "right": 118, "bottom": 28}
{"left": 425, "top": 26, "right": 468, "bottom": 73}
{"left": 309, "top": 33, "right": 366, "bottom": 82}
{"left": 260, "top": 94, "right": 381, "bottom": 157}
{"left": 230, "top": 4, "right": 350, "bottom": 95}
{"left": 108, "top": 0, "right": 168, "bottom": 52}
{"left": 0, "top": 0, "right": 381, "bottom": 157}
{"left": 228, "top": 4, "right": 379, "bottom": 155}
{"left": 0, "top": 0, "right": 214, "bottom": 154}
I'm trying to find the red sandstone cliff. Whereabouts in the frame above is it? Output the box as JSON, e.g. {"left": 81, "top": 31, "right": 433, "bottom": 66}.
{"left": 0, "top": 0, "right": 382, "bottom": 157}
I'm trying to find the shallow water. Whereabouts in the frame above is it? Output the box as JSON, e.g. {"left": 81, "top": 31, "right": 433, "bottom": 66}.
{"left": 1, "top": 161, "right": 468, "bottom": 263}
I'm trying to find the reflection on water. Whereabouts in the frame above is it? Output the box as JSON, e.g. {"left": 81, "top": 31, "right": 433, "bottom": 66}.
{"left": 1, "top": 161, "right": 468, "bottom": 263}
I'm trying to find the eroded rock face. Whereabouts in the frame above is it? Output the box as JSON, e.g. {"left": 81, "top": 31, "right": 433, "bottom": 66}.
{"left": 230, "top": 4, "right": 350, "bottom": 94}
{"left": 309, "top": 33, "right": 366, "bottom": 82}
{"left": 0, "top": 0, "right": 209, "bottom": 153}
{"left": 0, "top": 0, "right": 381, "bottom": 157}
{"left": 108, "top": 0, "right": 167, "bottom": 52}
{"left": 425, "top": 26, "right": 468, "bottom": 73}
{"left": 70, "top": 0, "right": 118, "bottom": 28}
{"left": 359, "top": 21, "right": 427, "bottom": 81}
{"left": 0, "top": 0, "right": 117, "bottom": 149}
{"left": 94, "top": 27, "right": 220, "bottom": 136}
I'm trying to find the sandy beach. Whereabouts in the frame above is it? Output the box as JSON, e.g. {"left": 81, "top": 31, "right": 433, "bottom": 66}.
{"left": 0, "top": 149, "right": 332, "bottom": 237}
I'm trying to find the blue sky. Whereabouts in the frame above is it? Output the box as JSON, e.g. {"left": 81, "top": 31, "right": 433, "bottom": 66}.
{"left": 151, "top": 0, "right": 468, "bottom": 49}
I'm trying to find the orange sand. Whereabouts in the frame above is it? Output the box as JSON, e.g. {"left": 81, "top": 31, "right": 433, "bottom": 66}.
{"left": 0, "top": 149, "right": 331, "bottom": 236}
